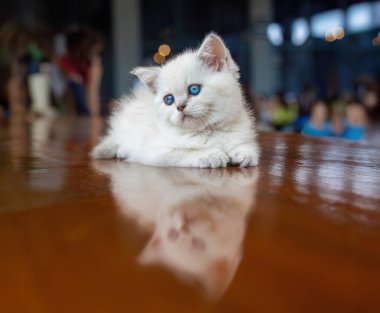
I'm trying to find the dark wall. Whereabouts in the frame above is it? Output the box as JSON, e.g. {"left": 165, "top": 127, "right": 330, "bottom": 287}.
{"left": 140, "top": 0, "right": 251, "bottom": 83}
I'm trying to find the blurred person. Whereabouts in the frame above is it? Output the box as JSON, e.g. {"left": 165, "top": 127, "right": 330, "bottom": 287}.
{"left": 296, "top": 84, "right": 316, "bottom": 131}
{"left": 330, "top": 110, "right": 345, "bottom": 137}
{"left": 25, "top": 25, "right": 56, "bottom": 117}
{"left": 255, "top": 94, "right": 274, "bottom": 131}
{"left": 269, "top": 93, "right": 298, "bottom": 132}
{"left": 59, "top": 28, "right": 88, "bottom": 115}
{"left": 86, "top": 36, "right": 104, "bottom": 117}
{"left": 59, "top": 27, "right": 104, "bottom": 116}
{"left": 343, "top": 101, "right": 368, "bottom": 141}
{"left": 355, "top": 76, "right": 380, "bottom": 121}
{"left": 362, "top": 88, "right": 380, "bottom": 122}
{"left": 50, "top": 33, "right": 67, "bottom": 112}
{"left": 0, "top": 20, "right": 30, "bottom": 118}
{"left": 329, "top": 92, "right": 354, "bottom": 137}
{"left": 302, "top": 100, "right": 330, "bottom": 137}
{"left": 363, "top": 89, "right": 378, "bottom": 110}
{"left": 331, "top": 91, "right": 353, "bottom": 115}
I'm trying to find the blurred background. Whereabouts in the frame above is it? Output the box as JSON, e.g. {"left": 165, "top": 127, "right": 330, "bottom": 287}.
{"left": 1, "top": 0, "right": 380, "bottom": 142}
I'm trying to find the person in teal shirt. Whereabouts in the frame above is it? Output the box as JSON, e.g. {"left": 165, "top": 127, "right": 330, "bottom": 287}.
{"left": 302, "top": 100, "right": 330, "bottom": 137}
{"left": 343, "top": 102, "right": 367, "bottom": 140}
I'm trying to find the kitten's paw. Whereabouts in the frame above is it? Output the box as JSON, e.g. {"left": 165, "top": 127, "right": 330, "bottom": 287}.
{"left": 197, "top": 150, "right": 229, "bottom": 168}
{"left": 229, "top": 145, "right": 259, "bottom": 167}
{"left": 116, "top": 146, "right": 129, "bottom": 159}
{"left": 91, "top": 137, "right": 118, "bottom": 159}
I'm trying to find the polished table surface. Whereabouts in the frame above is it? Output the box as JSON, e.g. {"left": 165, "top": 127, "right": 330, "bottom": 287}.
{"left": 1, "top": 117, "right": 380, "bottom": 313}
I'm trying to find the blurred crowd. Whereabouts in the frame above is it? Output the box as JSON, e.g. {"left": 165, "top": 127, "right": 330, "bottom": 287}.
{"left": 0, "top": 20, "right": 104, "bottom": 120}
{"left": 255, "top": 78, "right": 380, "bottom": 141}
{"left": 1, "top": 19, "right": 379, "bottom": 143}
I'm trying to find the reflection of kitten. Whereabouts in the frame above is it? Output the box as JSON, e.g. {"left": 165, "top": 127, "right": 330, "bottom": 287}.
{"left": 93, "top": 162, "right": 259, "bottom": 298}
{"left": 92, "top": 33, "right": 259, "bottom": 168}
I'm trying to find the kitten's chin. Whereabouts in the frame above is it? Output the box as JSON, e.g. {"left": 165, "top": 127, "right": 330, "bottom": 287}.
{"left": 171, "top": 112, "right": 202, "bottom": 129}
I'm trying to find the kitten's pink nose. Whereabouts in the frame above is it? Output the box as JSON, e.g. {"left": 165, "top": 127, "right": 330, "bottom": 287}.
{"left": 177, "top": 103, "right": 187, "bottom": 112}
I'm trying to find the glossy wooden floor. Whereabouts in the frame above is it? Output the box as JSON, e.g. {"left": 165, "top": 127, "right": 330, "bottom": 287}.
{"left": 1, "top": 116, "right": 380, "bottom": 313}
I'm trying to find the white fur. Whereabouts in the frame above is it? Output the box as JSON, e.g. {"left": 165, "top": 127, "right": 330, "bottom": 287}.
{"left": 91, "top": 33, "right": 259, "bottom": 168}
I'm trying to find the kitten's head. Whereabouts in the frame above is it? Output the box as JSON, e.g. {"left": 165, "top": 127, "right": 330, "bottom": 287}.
{"left": 131, "top": 33, "right": 243, "bottom": 130}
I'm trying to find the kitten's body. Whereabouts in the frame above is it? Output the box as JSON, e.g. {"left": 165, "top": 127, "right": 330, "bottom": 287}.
{"left": 92, "top": 33, "right": 259, "bottom": 168}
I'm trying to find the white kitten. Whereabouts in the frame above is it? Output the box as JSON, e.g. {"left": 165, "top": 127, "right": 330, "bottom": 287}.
{"left": 91, "top": 33, "right": 259, "bottom": 168}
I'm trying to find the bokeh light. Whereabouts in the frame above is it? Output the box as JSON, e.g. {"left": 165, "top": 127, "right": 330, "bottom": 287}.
{"left": 292, "top": 18, "right": 310, "bottom": 46}
{"left": 325, "top": 26, "right": 344, "bottom": 42}
{"left": 347, "top": 3, "right": 372, "bottom": 33}
{"left": 325, "top": 29, "right": 336, "bottom": 42}
{"left": 158, "top": 44, "right": 171, "bottom": 56}
{"left": 267, "top": 23, "right": 284, "bottom": 46}
{"left": 334, "top": 26, "right": 345, "bottom": 39}
{"left": 153, "top": 52, "right": 165, "bottom": 64}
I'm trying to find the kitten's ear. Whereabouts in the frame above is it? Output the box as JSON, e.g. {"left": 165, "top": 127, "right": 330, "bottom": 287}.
{"left": 197, "top": 33, "right": 227, "bottom": 71}
{"left": 197, "top": 33, "right": 240, "bottom": 77}
{"left": 131, "top": 66, "right": 160, "bottom": 92}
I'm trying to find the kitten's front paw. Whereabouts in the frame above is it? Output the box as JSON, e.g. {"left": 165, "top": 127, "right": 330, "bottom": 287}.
{"left": 116, "top": 146, "right": 129, "bottom": 159}
{"left": 229, "top": 145, "right": 259, "bottom": 167}
{"left": 197, "top": 150, "right": 229, "bottom": 168}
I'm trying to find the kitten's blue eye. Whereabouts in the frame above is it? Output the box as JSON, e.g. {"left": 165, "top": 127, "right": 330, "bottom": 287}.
{"left": 188, "top": 84, "right": 201, "bottom": 96}
{"left": 164, "top": 94, "right": 175, "bottom": 105}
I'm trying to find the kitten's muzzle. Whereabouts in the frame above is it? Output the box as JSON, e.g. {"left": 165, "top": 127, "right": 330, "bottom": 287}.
{"left": 177, "top": 103, "right": 187, "bottom": 112}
